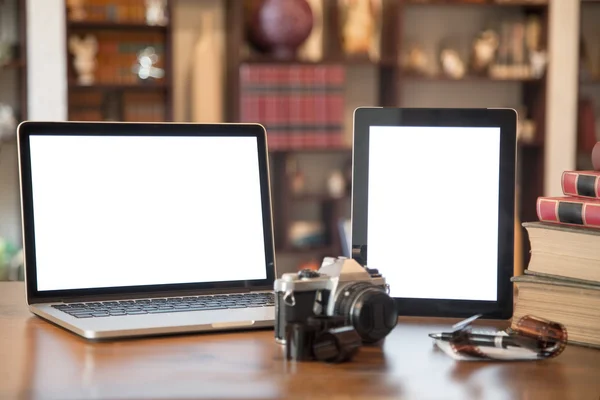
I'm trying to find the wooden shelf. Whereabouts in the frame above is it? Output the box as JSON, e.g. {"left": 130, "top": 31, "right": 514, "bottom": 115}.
{"left": 67, "top": 21, "right": 168, "bottom": 31}
{"left": 271, "top": 147, "right": 352, "bottom": 154}
{"left": 68, "top": 82, "right": 169, "bottom": 91}
{"left": 518, "top": 140, "right": 543, "bottom": 149}
{"left": 242, "top": 56, "right": 397, "bottom": 67}
{"left": 0, "top": 60, "right": 25, "bottom": 70}
{"left": 277, "top": 245, "right": 336, "bottom": 255}
{"left": 404, "top": 0, "right": 548, "bottom": 6}
{"left": 291, "top": 194, "right": 348, "bottom": 202}
{"left": 580, "top": 79, "right": 600, "bottom": 85}
{"left": 400, "top": 73, "right": 544, "bottom": 83}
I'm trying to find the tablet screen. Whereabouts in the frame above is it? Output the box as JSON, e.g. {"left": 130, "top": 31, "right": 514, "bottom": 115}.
{"left": 367, "top": 125, "right": 501, "bottom": 301}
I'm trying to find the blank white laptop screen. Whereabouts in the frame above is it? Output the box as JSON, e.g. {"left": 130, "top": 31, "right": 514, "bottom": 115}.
{"left": 29, "top": 135, "right": 268, "bottom": 291}
{"left": 367, "top": 126, "right": 501, "bottom": 301}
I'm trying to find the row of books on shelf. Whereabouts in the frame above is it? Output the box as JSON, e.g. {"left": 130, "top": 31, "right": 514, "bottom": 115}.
{"left": 67, "top": 0, "right": 160, "bottom": 24}
{"left": 239, "top": 65, "right": 346, "bottom": 150}
{"left": 68, "top": 92, "right": 166, "bottom": 122}
{"left": 514, "top": 145, "right": 600, "bottom": 349}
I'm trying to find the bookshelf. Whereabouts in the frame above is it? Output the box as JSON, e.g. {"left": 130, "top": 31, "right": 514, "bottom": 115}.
{"left": 0, "top": 0, "right": 28, "bottom": 123}
{"left": 64, "top": 0, "right": 173, "bottom": 122}
{"left": 223, "top": 0, "right": 550, "bottom": 273}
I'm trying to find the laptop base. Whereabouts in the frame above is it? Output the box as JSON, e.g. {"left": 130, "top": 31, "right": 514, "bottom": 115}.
{"left": 31, "top": 304, "right": 275, "bottom": 340}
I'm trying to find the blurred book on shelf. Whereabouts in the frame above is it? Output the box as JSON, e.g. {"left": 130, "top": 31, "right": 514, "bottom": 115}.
{"left": 68, "top": 92, "right": 104, "bottom": 121}
{"left": 123, "top": 92, "right": 166, "bottom": 122}
{"left": 67, "top": 0, "right": 168, "bottom": 25}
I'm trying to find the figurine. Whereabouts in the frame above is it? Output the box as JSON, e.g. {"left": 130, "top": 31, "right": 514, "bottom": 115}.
{"left": 402, "top": 43, "right": 430, "bottom": 76}
{"left": 339, "top": 0, "right": 382, "bottom": 60}
{"left": 132, "top": 47, "right": 165, "bottom": 81}
{"left": 145, "top": 0, "right": 168, "bottom": 26}
{"left": 0, "top": 104, "right": 16, "bottom": 143}
{"left": 69, "top": 35, "right": 98, "bottom": 85}
{"left": 327, "top": 170, "right": 346, "bottom": 198}
{"left": 298, "top": 0, "right": 324, "bottom": 62}
{"left": 287, "top": 157, "right": 305, "bottom": 195}
{"left": 440, "top": 48, "right": 465, "bottom": 79}
{"left": 66, "top": 0, "right": 87, "bottom": 21}
{"left": 525, "top": 15, "right": 542, "bottom": 54}
{"left": 529, "top": 50, "right": 547, "bottom": 78}
{"left": 471, "top": 30, "right": 499, "bottom": 75}
{"left": 515, "top": 106, "right": 536, "bottom": 143}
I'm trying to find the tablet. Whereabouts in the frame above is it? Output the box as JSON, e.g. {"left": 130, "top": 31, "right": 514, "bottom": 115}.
{"left": 351, "top": 107, "right": 516, "bottom": 319}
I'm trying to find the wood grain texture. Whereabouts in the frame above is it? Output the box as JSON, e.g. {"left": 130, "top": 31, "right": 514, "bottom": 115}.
{"left": 1, "top": 282, "right": 599, "bottom": 400}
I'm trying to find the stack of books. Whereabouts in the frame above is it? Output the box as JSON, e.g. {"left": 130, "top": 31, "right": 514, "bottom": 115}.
{"left": 513, "top": 150, "right": 600, "bottom": 348}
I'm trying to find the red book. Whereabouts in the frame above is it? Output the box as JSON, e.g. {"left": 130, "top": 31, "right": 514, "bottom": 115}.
{"left": 537, "top": 196, "right": 600, "bottom": 228}
{"left": 562, "top": 171, "right": 600, "bottom": 199}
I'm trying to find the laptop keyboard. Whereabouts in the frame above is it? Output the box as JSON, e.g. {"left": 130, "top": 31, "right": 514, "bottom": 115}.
{"left": 51, "top": 292, "right": 275, "bottom": 319}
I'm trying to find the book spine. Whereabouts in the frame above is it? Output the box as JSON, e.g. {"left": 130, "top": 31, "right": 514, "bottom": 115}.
{"left": 561, "top": 171, "right": 600, "bottom": 199}
{"left": 537, "top": 197, "right": 600, "bottom": 228}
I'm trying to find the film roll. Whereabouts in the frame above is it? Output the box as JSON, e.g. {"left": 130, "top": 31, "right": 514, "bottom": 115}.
{"left": 513, "top": 315, "right": 568, "bottom": 358}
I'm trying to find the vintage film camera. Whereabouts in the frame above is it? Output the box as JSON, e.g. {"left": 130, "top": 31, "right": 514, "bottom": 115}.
{"left": 274, "top": 256, "right": 398, "bottom": 350}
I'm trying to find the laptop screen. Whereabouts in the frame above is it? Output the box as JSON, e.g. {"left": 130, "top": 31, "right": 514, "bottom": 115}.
{"left": 28, "top": 134, "right": 268, "bottom": 292}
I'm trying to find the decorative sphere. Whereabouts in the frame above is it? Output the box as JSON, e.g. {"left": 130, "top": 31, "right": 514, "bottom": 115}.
{"left": 247, "top": 0, "right": 314, "bottom": 59}
{"left": 592, "top": 141, "right": 600, "bottom": 171}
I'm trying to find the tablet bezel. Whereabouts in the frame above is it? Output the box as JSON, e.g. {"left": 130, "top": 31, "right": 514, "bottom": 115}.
{"left": 351, "top": 107, "right": 516, "bottom": 319}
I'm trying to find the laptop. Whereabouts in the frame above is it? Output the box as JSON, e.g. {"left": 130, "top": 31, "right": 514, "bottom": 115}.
{"left": 17, "top": 121, "right": 277, "bottom": 340}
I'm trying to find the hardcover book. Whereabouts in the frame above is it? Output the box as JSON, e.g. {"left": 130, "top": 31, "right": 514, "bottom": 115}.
{"left": 536, "top": 196, "right": 600, "bottom": 228}
{"left": 522, "top": 221, "right": 600, "bottom": 283}
{"left": 511, "top": 274, "right": 600, "bottom": 349}
{"left": 562, "top": 170, "right": 600, "bottom": 199}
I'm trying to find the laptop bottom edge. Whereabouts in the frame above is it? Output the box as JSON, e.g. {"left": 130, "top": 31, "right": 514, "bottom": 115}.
{"left": 30, "top": 304, "right": 275, "bottom": 340}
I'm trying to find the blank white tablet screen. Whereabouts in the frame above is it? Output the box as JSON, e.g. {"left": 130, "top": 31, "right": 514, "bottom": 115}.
{"left": 367, "top": 126, "right": 501, "bottom": 301}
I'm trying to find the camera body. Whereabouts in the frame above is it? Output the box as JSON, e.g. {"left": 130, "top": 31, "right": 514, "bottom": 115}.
{"left": 274, "top": 257, "right": 398, "bottom": 344}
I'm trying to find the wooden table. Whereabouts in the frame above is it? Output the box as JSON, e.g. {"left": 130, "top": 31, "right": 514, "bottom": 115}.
{"left": 1, "top": 282, "right": 599, "bottom": 400}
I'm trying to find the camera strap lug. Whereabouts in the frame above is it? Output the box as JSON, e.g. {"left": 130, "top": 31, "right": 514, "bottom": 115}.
{"left": 283, "top": 290, "right": 296, "bottom": 307}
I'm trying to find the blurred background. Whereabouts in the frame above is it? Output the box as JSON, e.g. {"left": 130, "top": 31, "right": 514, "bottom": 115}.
{"left": 0, "top": 0, "right": 598, "bottom": 280}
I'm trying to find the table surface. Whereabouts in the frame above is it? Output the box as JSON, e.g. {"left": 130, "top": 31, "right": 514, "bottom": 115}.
{"left": 1, "top": 282, "right": 599, "bottom": 400}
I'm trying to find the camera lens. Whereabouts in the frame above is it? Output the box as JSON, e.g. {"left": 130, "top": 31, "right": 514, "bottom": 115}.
{"left": 334, "top": 282, "right": 398, "bottom": 343}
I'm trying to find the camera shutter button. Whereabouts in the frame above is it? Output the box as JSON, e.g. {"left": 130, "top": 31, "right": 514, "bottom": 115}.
{"left": 298, "top": 269, "right": 321, "bottom": 279}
